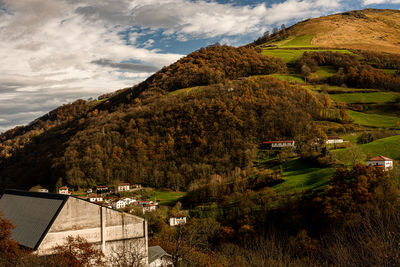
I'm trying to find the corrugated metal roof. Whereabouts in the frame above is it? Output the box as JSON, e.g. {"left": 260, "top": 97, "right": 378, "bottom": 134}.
{"left": 0, "top": 190, "right": 68, "bottom": 249}
{"left": 148, "top": 246, "right": 171, "bottom": 264}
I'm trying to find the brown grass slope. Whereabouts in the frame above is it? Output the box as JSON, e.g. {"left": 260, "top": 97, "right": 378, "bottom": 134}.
{"left": 279, "top": 9, "right": 400, "bottom": 54}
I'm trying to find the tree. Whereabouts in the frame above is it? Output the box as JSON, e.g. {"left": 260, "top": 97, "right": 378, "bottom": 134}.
{"left": 108, "top": 240, "right": 147, "bottom": 267}
{"left": 0, "top": 216, "right": 23, "bottom": 265}
{"left": 46, "top": 236, "right": 104, "bottom": 267}
{"left": 345, "top": 145, "right": 365, "bottom": 166}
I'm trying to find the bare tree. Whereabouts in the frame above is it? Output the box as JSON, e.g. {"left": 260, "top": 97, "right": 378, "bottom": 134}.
{"left": 108, "top": 240, "right": 147, "bottom": 267}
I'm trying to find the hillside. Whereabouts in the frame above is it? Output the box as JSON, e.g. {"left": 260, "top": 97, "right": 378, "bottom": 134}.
{"left": 2, "top": 9, "right": 400, "bottom": 194}
{"left": 255, "top": 9, "right": 400, "bottom": 54}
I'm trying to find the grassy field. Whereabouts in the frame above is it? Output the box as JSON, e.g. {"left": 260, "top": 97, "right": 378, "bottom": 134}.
{"left": 334, "top": 135, "right": 400, "bottom": 164}
{"left": 269, "top": 74, "right": 304, "bottom": 83}
{"left": 304, "top": 84, "right": 377, "bottom": 92}
{"left": 312, "top": 66, "right": 337, "bottom": 78}
{"left": 347, "top": 110, "right": 400, "bottom": 128}
{"left": 280, "top": 35, "right": 316, "bottom": 48}
{"left": 169, "top": 86, "right": 204, "bottom": 96}
{"left": 262, "top": 49, "right": 354, "bottom": 63}
{"left": 381, "top": 69, "right": 398, "bottom": 74}
{"left": 330, "top": 92, "right": 400, "bottom": 104}
{"left": 273, "top": 158, "right": 335, "bottom": 193}
{"left": 151, "top": 190, "right": 186, "bottom": 205}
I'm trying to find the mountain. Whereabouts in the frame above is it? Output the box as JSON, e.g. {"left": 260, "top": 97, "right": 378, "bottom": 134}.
{"left": 1, "top": 9, "right": 400, "bottom": 192}
{"left": 254, "top": 9, "right": 400, "bottom": 54}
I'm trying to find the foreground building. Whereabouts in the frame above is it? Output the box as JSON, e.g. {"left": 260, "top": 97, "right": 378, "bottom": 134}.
{"left": 0, "top": 190, "right": 148, "bottom": 265}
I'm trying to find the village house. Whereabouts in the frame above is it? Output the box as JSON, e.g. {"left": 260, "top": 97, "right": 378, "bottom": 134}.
{"left": 367, "top": 155, "right": 394, "bottom": 171}
{"left": 132, "top": 184, "right": 142, "bottom": 189}
{"left": 0, "top": 190, "right": 148, "bottom": 265}
{"left": 58, "top": 186, "right": 71, "bottom": 195}
{"left": 326, "top": 136, "right": 344, "bottom": 144}
{"left": 88, "top": 194, "right": 103, "bottom": 203}
{"left": 112, "top": 200, "right": 126, "bottom": 209}
{"left": 86, "top": 188, "right": 93, "bottom": 193}
{"left": 169, "top": 216, "right": 187, "bottom": 226}
{"left": 117, "top": 183, "right": 130, "bottom": 192}
{"left": 143, "top": 204, "right": 157, "bottom": 213}
{"left": 122, "top": 197, "right": 136, "bottom": 205}
{"left": 29, "top": 185, "right": 49, "bottom": 193}
{"left": 148, "top": 246, "right": 173, "bottom": 267}
{"left": 262, "top": 140, "right": 295, "bottom": 149}
{"left": 96, "top": 185, "right": 109, "bottom": 192}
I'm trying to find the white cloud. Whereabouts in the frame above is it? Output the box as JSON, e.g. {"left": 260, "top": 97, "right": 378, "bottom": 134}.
{"left": 363, "top": 0, "right": 400, "bottom": 4}
{"left": 0, "top": 0, "right": 357, "bottom": 132}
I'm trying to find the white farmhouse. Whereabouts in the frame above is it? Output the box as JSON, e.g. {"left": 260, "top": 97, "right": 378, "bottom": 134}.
{"left": 112, "top": 200, "right": 126, "bottom": 209}
{"left": 122, "top": 197, "right": 136, "bottom": 205}
{"left": 262, "top": 140, "right": 295, "bottom": 149}
{"left": 143, "top": 204, "right": 157, "bottom": 213}
{"left": 326, "top": 136, "right": 344, "bottom": 144}
{"left": 169, "top": 217, "right": 187, "bottom": 226}
{"left": 118, "top": 183, "right": 130, "bottom": 192}
{"left": 88, "top": 194, "right": 103, "bottom": 203}
{"left": 58, "top": 186, "right": 70, "bottom": 195}
{"left": 367, "top": 155, "right": 393, "bottom": 171}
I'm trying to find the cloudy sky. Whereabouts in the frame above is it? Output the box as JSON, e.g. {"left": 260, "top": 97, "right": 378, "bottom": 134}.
{"left": 0, "top": 0, "right": 399, "bottom": 132}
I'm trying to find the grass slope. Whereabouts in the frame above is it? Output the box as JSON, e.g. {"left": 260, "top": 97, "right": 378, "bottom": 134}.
{"left": 151, "top": 190, "right": 186, "bottom": 205}
{"left": 262, "top": 49, "right": 353, "bottom": 63}
{"left": 330, "top": 92, "right": 400, "bottom": 104}
{"left": 347, "top": 110, "right": 400, "bottom": 128}
{"left": 273, "top": 158, "right": 335, "bottom": 193}
{"left": 280, "top": 35, "right": 316, "bottom": 48}
{"left": 334, "top": 135, "right": 400, "bottom": 164}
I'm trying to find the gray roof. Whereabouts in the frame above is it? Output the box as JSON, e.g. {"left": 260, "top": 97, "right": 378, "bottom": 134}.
{"left": 148, "top": 245, "right": 171, "bottom": 264}
{"left": 0, "top": 190, "right": 68, "bottom": 249}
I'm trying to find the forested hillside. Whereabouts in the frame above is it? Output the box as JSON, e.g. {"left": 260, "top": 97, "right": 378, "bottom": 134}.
{"left": 0, "top": 45, "right": 297, "bottom": 190}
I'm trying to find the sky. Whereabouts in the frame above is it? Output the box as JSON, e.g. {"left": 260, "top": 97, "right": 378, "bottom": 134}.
{"left": 0, "top": 0, "right": 399, "bottom": 133}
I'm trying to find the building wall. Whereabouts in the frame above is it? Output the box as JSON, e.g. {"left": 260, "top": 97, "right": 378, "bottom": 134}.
{"left": 367, "top": 160, "right": 393, "bottom": 170}
{"left": 36, "top": 197, "right": 148, "bottom": 265}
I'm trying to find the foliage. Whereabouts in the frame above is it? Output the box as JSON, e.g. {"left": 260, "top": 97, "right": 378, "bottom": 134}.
{"left": 46, "top": 236, "right": 104, "bottom": 267}
{"left": 0, "top": 77, "right": 324, "bottom": 191}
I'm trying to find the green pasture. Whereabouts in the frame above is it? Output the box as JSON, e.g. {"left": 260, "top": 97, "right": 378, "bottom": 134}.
{"left": 269, "top": 74, "right": 304, "bottom": 83}
{"left": 347, "top": 110, "right": 400, "bottom": 128}
{"left": 151, "top": 190, "right": 186, "bottom": 205}
{"left": 273, "top": 158, "right": 335, "bottom": 193}
{"left": 312, "top": 66, "right": 337, "bottom": 78}
{"left": 333, "top": 135, "right": 400, "bottom": 165}
{"left": 304, "top": 84, "right": 377, "bottom": 92}
{"left": 330, "top": 92, "right": 400, "bottom": 104}
{"left": 280, "top": 35, "right": 316, "bottom": 48}
{"left": 262, "top": 49, "right": 354, "bottom": 63}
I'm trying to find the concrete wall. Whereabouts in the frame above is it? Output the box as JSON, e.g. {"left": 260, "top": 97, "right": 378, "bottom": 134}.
{"left": 36, "top": 197, "right": 148, "bottom": 265}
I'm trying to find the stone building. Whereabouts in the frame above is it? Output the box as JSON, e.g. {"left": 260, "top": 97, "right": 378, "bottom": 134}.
{"left": 0, "top": 190, "right": 148, "bottom": 265}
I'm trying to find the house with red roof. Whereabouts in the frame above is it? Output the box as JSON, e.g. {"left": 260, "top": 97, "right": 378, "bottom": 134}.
{"left": 117, "top": 183, "right": 130, "bottom": 192}
{"left": 58, "top": 186, "right": 71, "bottom": 195}
{"left": 367, "top": 155, "right": 393, "bottom": 171}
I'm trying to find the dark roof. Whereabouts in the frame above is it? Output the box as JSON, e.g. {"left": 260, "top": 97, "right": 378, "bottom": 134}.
{"left": 148, "top": 246, "right": 171, "bottom": 264}
{"left": 0, "top": 190, "right": 69, "bottom": 250}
